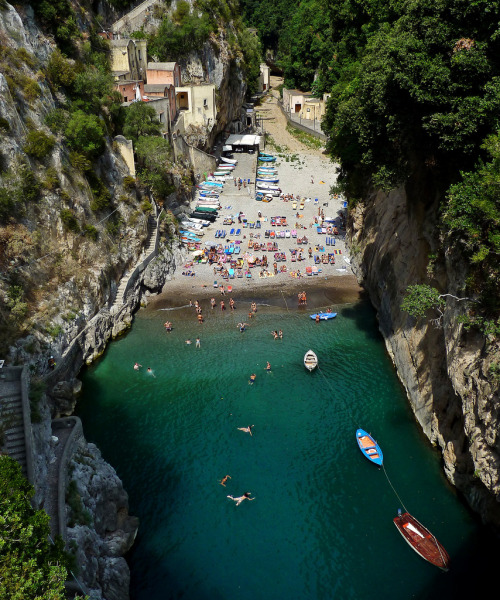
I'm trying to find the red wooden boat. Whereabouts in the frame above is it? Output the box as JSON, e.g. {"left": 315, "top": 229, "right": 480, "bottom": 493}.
{"left": 393, "top": 510, "right": 450, "bottom": 571}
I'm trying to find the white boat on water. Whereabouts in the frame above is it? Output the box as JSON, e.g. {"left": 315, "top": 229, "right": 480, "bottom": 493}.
{"left": 304, "top": 350, "right": 318, "bottom": 372}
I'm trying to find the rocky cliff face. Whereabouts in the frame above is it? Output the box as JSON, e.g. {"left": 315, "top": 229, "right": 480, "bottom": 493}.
{"left": 1, "top": 3, "right": 190, "bottom": 598}
{"left": 67, "top": 442, "right": 139, "bottom": 600}
{"left": 348, "top": 181, "right": 500, "bottom": 526}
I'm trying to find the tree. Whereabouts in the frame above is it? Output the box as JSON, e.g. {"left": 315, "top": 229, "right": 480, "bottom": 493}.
{"left": 0, "top": 455, "right": 73, "bottom": 599}
{"left": 401, "top": 284, "right": 471, "bottom": 326}
{"left": 135, "top": 136, "right": 175, "bottom": 200}
{"left": 64, "top": 110, "right": 105, "bottom": 157}
{"left": 123, "top": 103, "right": 162, "bottom": 144}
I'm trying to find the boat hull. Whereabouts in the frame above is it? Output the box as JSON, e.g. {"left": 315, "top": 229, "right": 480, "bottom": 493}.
{"left": 356, "top": 428, "right": 383, "bottom": 466}
{"left": 304, "top": 350, "right": 318, "bottom": 371}
{"left": 393, "top": 512, "right": 450, "bottom": 571}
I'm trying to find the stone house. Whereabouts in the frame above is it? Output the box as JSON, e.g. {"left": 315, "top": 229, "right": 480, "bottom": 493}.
{"left": 174, "top": 84, "right": 217, "bottom": 132}
{"left": 298, "top": 93, "right": 331, "bottom": 123}
{"left": 146, "top": 62, "right": 182, "bottom": 88}
{"left": 110, "top": 38, "right": 147, "bottom": 82}
{"left": 258, "top": 63, "right": 270, "bottom": 93}
{"left": 282, "top": 88, "right": 312, "bottom": 114}
{"left": 114, "top": 79, "right": 145, "bottom": 103}
{"left": 144, "top": 84, "right": 177, "bottom": 124}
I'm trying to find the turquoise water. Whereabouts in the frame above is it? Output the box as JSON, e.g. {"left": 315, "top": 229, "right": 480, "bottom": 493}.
{"left": 78, "top": 296, "right": 495, "bottom": 599}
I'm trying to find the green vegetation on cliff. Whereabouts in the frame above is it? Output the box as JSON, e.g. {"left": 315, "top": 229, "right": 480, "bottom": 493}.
{"left": 0, "top": 455, "right": 77, "bottom": 600}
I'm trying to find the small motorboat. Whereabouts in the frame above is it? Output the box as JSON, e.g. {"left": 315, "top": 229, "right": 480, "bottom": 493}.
{"left": 356, "top": 428, "right": 383, "bottom": 466}
{"left": 258, "top": 156, "right": 276, "bottom": 162}
{"left": 309, "top": 312, "right": 337, "bottom": 320}
{"left": 393, "top": 510, "right": 450, "bottom": 571}
{"left": 256, "top": 177, "right": 279, "bottom": 183}
{"left": 304, "top": 350, "right": 318, "bottom": 371}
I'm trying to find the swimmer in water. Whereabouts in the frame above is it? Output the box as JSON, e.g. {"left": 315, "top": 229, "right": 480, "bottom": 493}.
{"left": 133, "top": 362, "right": 142, "bottom": 370}
{"left": 249, "top": 373, "right": 256, "bottom": 384}
{"left": 227, "top": 492, "right": 254, "bottom": 506}
{"left": 185, "top": 339, "right": 192, "bottom": 345}
{"left": 219, "top": 475, "right": 231, "bottom": 487}
{"left": 147, "top": 367, "right": 156, "bottom": 378}
{"left": 237, "top": 425, "right": 254, "bottom": 436}
{"left": 266, "top": 361, "right": 271, "bottom": 372}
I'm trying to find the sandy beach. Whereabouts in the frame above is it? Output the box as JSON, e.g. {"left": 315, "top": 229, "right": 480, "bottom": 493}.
{"left": 158, "top": 80, "right": 362, "bottom": 307}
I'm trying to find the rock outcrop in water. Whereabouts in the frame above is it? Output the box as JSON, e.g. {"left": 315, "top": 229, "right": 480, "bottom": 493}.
{"left": 348, "top": 183, "right": 500, "bottom": 526}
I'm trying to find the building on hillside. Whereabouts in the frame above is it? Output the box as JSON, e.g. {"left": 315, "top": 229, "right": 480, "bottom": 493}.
{"left": 114, "top": 79, "right": 145, "bottom": 103}
{"left": 297, "top": 93, "right": 331, "bottom": 124}
{"left": 173, "top": 84, "right": 217, "bottom": 131}
{"left": 144, "top": 84, "right": 177, "bottom": 124}
{"left": 145, "top": 98, "right": 173, "bottom": 137}
{"left": 258, "top": 63, "right": 270, "bottom": 93}
{"left": 110, "top": 38, "right": 147, "bottom": 81}
{"left": 282, "top": 88, "right": 312, "bottom": 115}
{"left": 146, "top": 62, "right": 181, "bottom": 88}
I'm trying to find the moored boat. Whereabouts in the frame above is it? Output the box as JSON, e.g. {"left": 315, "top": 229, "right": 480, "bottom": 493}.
{"left": 221, "top": 156, "right": 237, "bottom": 164}
{"left": 355, "top": 428, "right": 383, "bottom": 466}
{"left": 309, "top": 312, "right": 337, "bottom": 320}
{"left": 256, "top": 177, "right": 279, "bottom": 183}
{"left": 304, "top": 350, "right": 318, "bottom": 371}
{"left": 393, "top": 510, "right": 450, "bottom": 571}
{"left": 258, "top": 156, "right": 276, "bottom": 162}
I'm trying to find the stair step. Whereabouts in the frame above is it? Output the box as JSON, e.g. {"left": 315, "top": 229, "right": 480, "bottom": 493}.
{"left": 7, "top": 430, "right": 25, "bottom": 442}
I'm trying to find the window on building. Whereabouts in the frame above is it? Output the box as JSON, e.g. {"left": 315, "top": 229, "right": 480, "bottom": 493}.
{"left": 138, "top": 50, "right": 142, "bottom": 60}
{"left": 159, "top": 112, "right": 164, "bottom": 122}
{"left": 307, "top": 108, "right": 310, "bottom": 112}
{"left": 203, "top": 98, "right": 208, "bottom": 108}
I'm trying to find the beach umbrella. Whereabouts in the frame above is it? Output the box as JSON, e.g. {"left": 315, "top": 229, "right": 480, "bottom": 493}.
{"left": 192, "top": 250, "right": 204, "bottom": 256}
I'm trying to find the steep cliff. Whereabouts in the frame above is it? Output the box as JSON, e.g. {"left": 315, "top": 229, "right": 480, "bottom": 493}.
{"left": 348, "top": 181, "right": 500, "bottom": 526}
{"left": 0, "top": 3, "right": 188, "bottom": 597}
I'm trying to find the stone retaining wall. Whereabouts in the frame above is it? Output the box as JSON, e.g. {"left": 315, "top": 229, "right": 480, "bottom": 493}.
{"left": 53, "top": 416, "right": 84, "bottom": 542}
{"left": 277, "top": 100, "right": 327, "bottom": 141}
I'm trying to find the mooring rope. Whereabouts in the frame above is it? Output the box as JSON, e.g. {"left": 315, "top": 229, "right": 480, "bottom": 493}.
{"left": 382, "top": 464, "right": 408, "bottom": 513}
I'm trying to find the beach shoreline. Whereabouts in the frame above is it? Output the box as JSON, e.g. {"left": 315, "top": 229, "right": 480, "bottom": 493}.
{"left": 149, "top": 273, "right": 364, "bottom": 311}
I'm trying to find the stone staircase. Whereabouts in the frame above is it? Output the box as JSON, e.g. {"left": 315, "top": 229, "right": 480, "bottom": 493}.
{"left": 111, "top": 213, "right": 159, "bottom": 310}
{"left": 0, "top": 373, "right": 27, "bottom": 478}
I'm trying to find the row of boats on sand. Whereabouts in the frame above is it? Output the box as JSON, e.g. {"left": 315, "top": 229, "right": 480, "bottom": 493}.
{"left": 303, "top": 347, "right": 451, "bottom": 572}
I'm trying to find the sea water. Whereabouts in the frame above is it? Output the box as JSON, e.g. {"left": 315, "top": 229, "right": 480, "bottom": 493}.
{"left": 77, "top": 298, "right": 496, "bottom": 600}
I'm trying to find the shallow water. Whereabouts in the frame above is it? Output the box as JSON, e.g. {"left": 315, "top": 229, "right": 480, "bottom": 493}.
{"left": 78, "top": 298, "right": 496, "bottom": 600}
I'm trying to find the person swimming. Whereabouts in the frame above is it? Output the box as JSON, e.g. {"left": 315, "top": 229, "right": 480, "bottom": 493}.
{"left": 219, "top": 475, "right": 231, "bottom": 487}
{"left": 266, "top": 361, "right": 271, "bottom": 371}
{"left": 237, "top": 425, "right": 254, "bottom": 436}
{"left": 134, "top": 362, "right": 142, "bottom": 370}
{"left": 147, "top": 367, "right": 156, "bottom": 378}
{"left": 249, "top": 373, "right": 256, "bottom": 384}
{"left": 227, "top": 492, "right": 254, "bottom": 506}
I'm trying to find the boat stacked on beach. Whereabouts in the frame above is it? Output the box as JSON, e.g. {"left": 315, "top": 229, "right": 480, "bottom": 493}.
{"left": 257, "top": 153, "right": 281, "bottom": 199}
{"left": 189, "top": 156, "right": 240, "bottom": 230}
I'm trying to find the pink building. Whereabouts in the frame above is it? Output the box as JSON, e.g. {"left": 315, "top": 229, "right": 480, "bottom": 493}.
{"left": 114, "top": 80, "right": 145, "bottom": 103}
{"left": 146, "top": 62, "right": 181, "bottom": 88}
